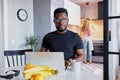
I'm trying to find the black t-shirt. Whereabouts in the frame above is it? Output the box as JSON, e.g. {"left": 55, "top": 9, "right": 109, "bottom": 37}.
{"left": 41, "top": 30, "right": 83, "bottom": 60}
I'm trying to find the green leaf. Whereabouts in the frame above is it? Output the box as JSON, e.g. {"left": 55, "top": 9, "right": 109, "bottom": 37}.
{"left": 24, "top": 35, "right": 40, "bottom": 51}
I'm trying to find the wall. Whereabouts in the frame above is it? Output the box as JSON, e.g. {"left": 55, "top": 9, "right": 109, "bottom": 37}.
{"left": 34, "top": 0, "right": 64, "bottom": 47}
{"left": 3, "top": 0, "right": 33, "bottom": 50}
{"left": 0, "top": 0, "right": 4, "bottom": 68}
{"left": 33, "top": 0, "right": 51, "bottom": 46}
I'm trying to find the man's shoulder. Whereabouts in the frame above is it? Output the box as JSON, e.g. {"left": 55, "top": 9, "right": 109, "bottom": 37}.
{"left": 68, "top": 30, "right": 76, "bottom": 34}
{"left": 45, "top": 31, "right": 56, "bottom": 35}
{"left": 68, "top": 30, "right": 79, "bottom": 36}
{"left": 44, "top": 31, "right": 56, "bottom": 37}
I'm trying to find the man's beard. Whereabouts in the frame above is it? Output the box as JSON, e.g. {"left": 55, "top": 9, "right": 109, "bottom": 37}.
{"left": 56, "top": 26, "right": 67, "bottom": 32}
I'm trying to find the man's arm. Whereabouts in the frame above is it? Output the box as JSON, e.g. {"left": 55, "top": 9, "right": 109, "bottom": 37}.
{"left": 73, "top": 49, "right": 84, "bottom": 61}
{"left": 40, "top": 47, "right": 48, "bottom": 52}
{"left": 65, "top": 49, "right": 84, "bottom": 67}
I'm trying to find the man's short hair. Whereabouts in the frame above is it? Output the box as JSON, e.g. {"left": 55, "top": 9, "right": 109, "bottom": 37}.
{"left": 54, "top": 8, "right": 68, "bottom": 18}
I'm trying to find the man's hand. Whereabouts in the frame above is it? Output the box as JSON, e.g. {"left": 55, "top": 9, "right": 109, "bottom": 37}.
{"left": 65, "top": 60, "right": 71, "bottom": 68}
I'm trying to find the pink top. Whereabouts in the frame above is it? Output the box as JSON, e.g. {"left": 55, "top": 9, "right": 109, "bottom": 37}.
{"left": 84, "top": 26, "right": 90, "bottom": 37}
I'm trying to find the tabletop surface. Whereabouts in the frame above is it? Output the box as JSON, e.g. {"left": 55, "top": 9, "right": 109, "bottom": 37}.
{"left": 0, "top": 63, "right": 103, "bottom": 80}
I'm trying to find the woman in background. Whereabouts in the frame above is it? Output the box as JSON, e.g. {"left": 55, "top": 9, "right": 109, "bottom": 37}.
{"left": 81, "top": 18, "right": 94, "bottom": 64}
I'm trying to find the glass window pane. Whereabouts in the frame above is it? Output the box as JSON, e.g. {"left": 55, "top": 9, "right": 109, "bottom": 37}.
{"left": 109, "top": 0, "right": 120, "bottom": 16}
{"left": 109, "top": 19, "right": 120, "bottom": 52}
{"left": 109, "top": 54, "right": 119, "bottom": 80}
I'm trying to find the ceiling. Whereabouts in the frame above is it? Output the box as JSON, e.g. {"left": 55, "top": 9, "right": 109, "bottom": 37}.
{"left": 70, "top": 0, "right": 103, "bottom": 5}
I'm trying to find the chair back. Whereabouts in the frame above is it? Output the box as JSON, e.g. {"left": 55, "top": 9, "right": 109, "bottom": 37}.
{"left": 4, "top": 49, "right": 32, "bottom": 68}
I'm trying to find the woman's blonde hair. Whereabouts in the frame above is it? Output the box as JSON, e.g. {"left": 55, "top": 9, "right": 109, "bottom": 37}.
{"left": 81, "top": 18, "right": 90, "bottom": 32}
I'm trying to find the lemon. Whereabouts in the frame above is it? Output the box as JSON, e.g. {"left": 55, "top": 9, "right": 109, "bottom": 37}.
{"left": 24, "top": 63, "right": 35, "bottom": 70}
{"left": 31, "top": 74, "right": 44, "bottom": 80}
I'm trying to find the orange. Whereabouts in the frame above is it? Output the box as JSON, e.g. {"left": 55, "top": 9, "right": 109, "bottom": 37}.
{"left": 31, "top": 74, "right": 44, "bottom": 80}
{"left": 24, "top": 63, "right": 35, "bottom": 70}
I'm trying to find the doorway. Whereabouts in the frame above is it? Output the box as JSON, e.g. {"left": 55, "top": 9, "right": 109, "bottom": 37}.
{"left": 104, "top": 0, "right": 120, "bottom": 80}
{"left": 70, "top": 0, "right": 104, "bottom": 64}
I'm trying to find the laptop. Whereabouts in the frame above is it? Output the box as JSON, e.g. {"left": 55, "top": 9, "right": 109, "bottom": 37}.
{"left": 25, "top": 52, "right": 65, "bottom": 72}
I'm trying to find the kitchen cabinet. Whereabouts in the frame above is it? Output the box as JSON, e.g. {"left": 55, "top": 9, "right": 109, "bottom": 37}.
{"left": 51, "top": 0, "right": 64, "bottom": 31}
{"left": 81, "top": 3, "right": 98, "bottom": 19}
{"left": 98, "top": 1, "right": 103, "bottom": 19}
{"left": 64, "top": 0, "right": 81, "bottom": 25}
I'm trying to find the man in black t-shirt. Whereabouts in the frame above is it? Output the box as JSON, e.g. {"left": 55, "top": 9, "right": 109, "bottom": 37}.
{"left": 40, "top": 8, "right": 84, "bottom": 67}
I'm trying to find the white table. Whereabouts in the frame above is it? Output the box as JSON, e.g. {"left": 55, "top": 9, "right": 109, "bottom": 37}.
{"left": 0, "top": 63, "right": 103, "bottom": 80}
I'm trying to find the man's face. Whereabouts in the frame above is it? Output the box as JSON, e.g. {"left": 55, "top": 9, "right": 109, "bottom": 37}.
{"left": 54, "top": 13, "right": 69, "bottom": 32}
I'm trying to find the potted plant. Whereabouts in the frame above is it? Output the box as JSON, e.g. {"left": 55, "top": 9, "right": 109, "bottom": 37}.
{"left": 24, "top": 35, "right": 40, "bottom": 51}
